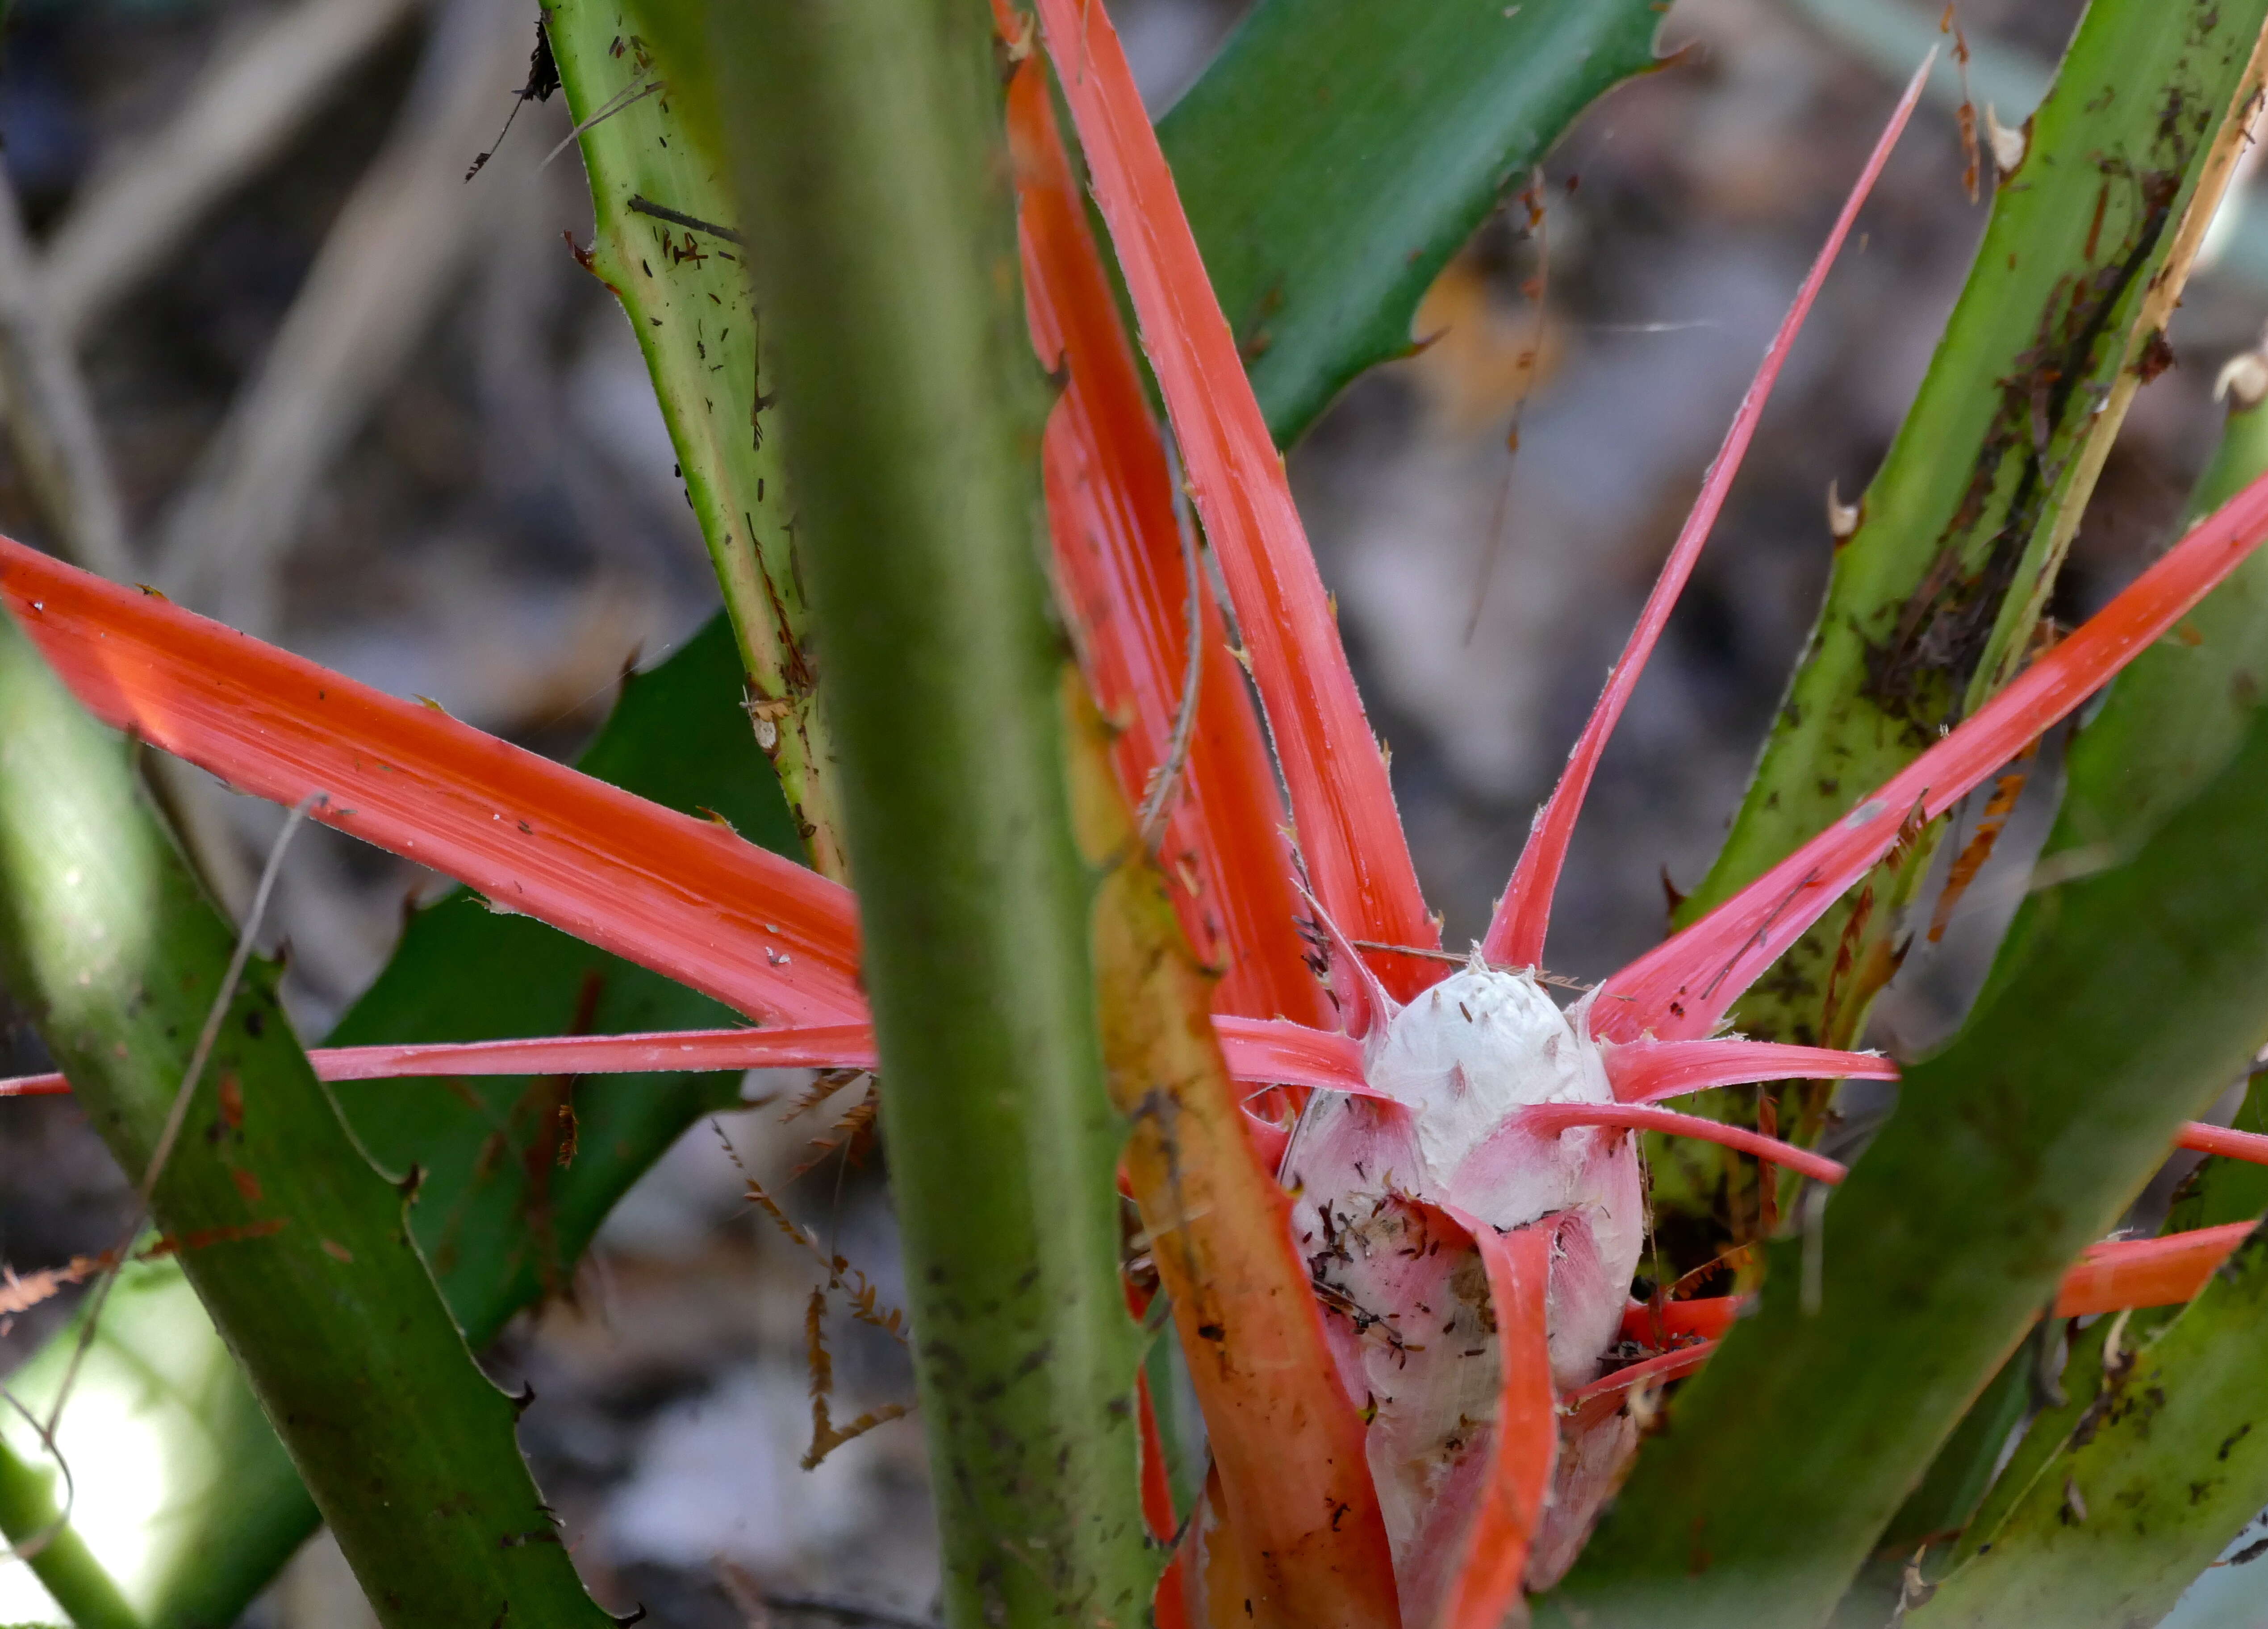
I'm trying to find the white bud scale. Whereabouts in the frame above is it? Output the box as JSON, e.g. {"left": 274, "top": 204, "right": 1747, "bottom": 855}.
{"left": 1282, "top": 961, "right": 1643, "bottom": 1606}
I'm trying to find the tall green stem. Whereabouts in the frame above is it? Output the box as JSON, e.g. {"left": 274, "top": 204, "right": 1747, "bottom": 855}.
{"left": 544, "top": 0, "right": 850, "bottom": 880}
{"left": 0, "top": 1434, "right": 138, "bottom": 1629}
{"left": 654, "top": 6, "right": 1154, "bottom": 1623}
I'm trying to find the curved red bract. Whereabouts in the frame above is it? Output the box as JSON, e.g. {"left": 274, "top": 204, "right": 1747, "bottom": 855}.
{"left": 1006, "top": 42, "right": 1403, "bottom": 1629}
{"left": 1514, "top": 1102, "right": 1846, "bottom": 1186}
{"left": 1603, "top": 1038, "right": 1899, "bottom": 1105}
{"left": 0, "top": 540, "right": 864, "bottom": 1028}
{"left": 1594, "top": 465, "right": 2268, "bottom": 1042}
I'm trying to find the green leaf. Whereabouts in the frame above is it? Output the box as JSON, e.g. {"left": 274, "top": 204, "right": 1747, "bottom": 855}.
{"left": 330, "top": 614, "right": 788, "bottom": 1337}
{"left": 2020, "top": 349, "right": 2268, "bottom": 934}
{"left": 1158, "top": 0, "right": 1665, "bottom": 443}
{"left": 1552, "top": 303, "right": 2268, "bottom": 1624}
{"left": 1954, "top": 1315, "right": 2138, "bottom": 1573}
{"left": 0, "top": 619, "right": 615, "bottom": 1629}
{"left": 1545, "top": 655, "right": 2268, "bottom": 1625}
{"left": 1807, "top": 324, "right": 2268, "bottom": 1628}
{"left": 1702, "top": 2, "right": 2265, "bottom": 924}
{"left": 0, "top": 613, "right": 792, "bottom": 1626}
{"left": 542, "top": 0, "right": 848, "bottom": 877}
{"left": 1652, "top": 0, "right": 2268, "bottom": 1242}
{"left": 1913, "top": 1105, "right": 2268, "bottom": 1622}
{"left": 1912, "top": 1226, "right": 2268, "bottom": 1629}
{"left": 1945, "top": 1074, "right": 2268, "bottom": 1591}
{"left": 1884, "top": 1336, "right": 2035, "bottom": 1551}
{"left": 1821, "top": 1338, "right": 2038, "bottom": 1629}
{"left": 1870, "top": 342, "right": 2268, "bottom": 1628}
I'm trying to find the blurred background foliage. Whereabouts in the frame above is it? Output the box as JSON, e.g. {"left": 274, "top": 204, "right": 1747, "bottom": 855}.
{"left": 0, "top": 0, "right": 2265, "bottom": 1623}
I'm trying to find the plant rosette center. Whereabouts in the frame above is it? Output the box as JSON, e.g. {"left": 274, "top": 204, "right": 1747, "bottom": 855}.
{"left": 1284, "top": 965, "right": 1644, "bottom": 1597}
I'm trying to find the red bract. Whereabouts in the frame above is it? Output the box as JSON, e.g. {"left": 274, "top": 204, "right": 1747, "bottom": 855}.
{"left": 0, "top": 566, "right": 864, "bottom": 1026}
{"left": 1478, "top": 46, "right": 1928, "bottom": 973}
{"left": 8, "top": 6, "right": 2268, "bottom": 1621}
{"left": 1003, "top": 49, "right": 1402, "bottom": 1625}
{"left": 1008, "top": 27, "right": 1327, "bottom": 1032}
{"left": 1021, "top": 0, "right": 1439, "bottom": 1003}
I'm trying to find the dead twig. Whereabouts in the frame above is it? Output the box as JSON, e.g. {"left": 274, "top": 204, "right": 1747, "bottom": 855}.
{"left": 627, "top": 194, "right": 748, "bottom": 246}
{"left": 42, "top": 0, "right": 426, "bottom": 349}
{"left": 0, "top": 1259, "right": 98, "bottom": 1317}
{"left": 0, "top": 1222, "right": 290, "bottom": 1317}
{"left": 539, "top": 74, "right": 663, "bottom": 169}
{"left": 139, "top": 797, "right": 314, "bottom": 1211}
{"left": 1137, "top": 446, "right": 1205, "bottom": 850}
{"left": 464, "top": 19, "right": 561, "bottom": 180}
{"left": 799, "top": 1286, "right": 910, "bottom": 1469}
{"left": 711, "top": 1124, "right": 908, "bottom": 1344}
{"left": 0, "top": 162, "right": 131, "bottom": 579}
{"left": 153, "top": 0, "right": 528, "bottom": 636}
{"left": 43, "top": 796, "right": 313, "bottom": 1438}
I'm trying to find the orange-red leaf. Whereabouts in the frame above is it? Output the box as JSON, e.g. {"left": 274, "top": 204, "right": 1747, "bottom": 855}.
{"left": 1008, "top": 54, "right": 1328, "bottom": 1029}
{"left": 0, "top": 536, "right": 863, "bottom": 1025}
{"left": 1437, "top": 1217, "right": 1557, "bottom": 1629}
{"left": 2055, "top": 1221, "right": 2255, "bottom": 1316}
{"left": 1032, "top": 0, "right": 1437, "bottom": 996}
{"left": 1069, "top": 679, "right": 1402, "bottom": 1629}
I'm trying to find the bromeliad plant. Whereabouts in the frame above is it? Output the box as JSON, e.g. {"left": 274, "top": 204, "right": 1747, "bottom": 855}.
{"left": 7, "top": 0, "right": 2268, "bottom": 1626}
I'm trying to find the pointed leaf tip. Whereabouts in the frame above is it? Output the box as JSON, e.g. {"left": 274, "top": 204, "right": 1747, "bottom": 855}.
{"left": 1604, "top": 1038, "right": 1900, "bottom": 1104}
{"left": 1482, "top": 54, "right": 1932, "bottom": 969}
